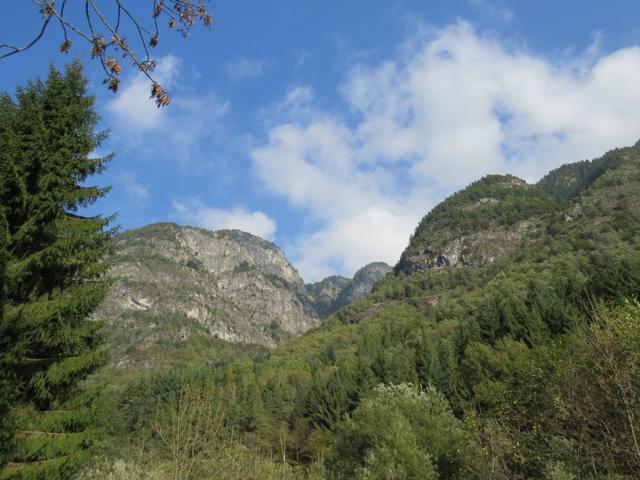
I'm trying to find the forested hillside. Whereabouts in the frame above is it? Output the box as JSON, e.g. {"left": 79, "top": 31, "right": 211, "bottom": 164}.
{"left": 2, "top": 4, "right": 639, "bottom": 480}
{"left": 83, "top": 143, "right": 640, "bottom": 479}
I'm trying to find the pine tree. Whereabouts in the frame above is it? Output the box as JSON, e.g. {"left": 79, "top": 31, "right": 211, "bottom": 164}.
{"left": 0, "top": 62, "right": 114, "bottom": 479}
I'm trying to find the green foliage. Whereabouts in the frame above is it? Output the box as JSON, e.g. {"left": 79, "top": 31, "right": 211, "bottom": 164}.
{"left": 330, "top": 383, "right": 475, "bottom": 479}
{"left": 85, "top": 143, "right": 640, "bottom": 479}
{"left": 78, "top": 444, "right": 326, "bottom": 480}
{"left": 0, "top": 208, "right": 12, "bottom": 466}
{"left": 536, "top": 147, "right": 627, "bottom": 202}
{"left": 0, "top": 62, "right": 112, "bottom": 479}
{"left": 305, "top": 368, "right": 355, "bottom": 431}
{"left": 569, "top": 300, "right": 640, "bottom": 475}
{"left": 459, "top": 301, "right": 640, "bottom": 479}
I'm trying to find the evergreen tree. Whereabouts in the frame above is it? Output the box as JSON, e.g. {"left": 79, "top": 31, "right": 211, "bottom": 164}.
{"left": 0, "top": 62, "right": 113, "bottom": 479}
{"left": 0, "top": 210, "right": 12, "bottom": 468}
{"left": 305, "top": 368, "right": 354, "bottom": 432}
{"left": 0, "top": 93, "right": 14, "bottom": 469}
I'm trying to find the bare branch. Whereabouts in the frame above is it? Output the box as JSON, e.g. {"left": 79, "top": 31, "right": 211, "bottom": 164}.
{"left": 0, "top": 14, "right": 53, "bottom": 60}
{"left": 0, "top": 1, "right": 213, "bottom": 106}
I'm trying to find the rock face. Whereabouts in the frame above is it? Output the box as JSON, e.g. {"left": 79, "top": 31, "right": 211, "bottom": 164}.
{"left": 331, "top": 262, "right": 393, "bottom": 311}
{"left": 306, "top": 262, "right": 392, "bottom": 317}
{"left": 305, "top": 276, "right": 351, "bottom": 318}
{"left": 396, "top": 175, "right": 557, "bottom": 274}
{"left": 97, "top": 223, "right": 318, "bottom": 353}
{"left": 96, "top": 223, "right": 391, "bottom": 365}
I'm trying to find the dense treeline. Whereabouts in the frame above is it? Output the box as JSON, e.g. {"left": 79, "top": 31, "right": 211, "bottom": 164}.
{"left": 89, "top": 144, "right": 640, "bottom": 479}
{"left": 536, "top": 148, "right": 625, "bottom": 202}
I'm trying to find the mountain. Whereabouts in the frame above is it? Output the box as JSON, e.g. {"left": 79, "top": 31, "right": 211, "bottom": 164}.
{"left": 396, "top": 174, "right": 557, "bottom": 274}
{"left": 330, "top": 262, "right": 393, "bottom": 311}
{"left": 305, "top": 275, "right": 351, "bottom": 317}
{"left": 277, "top": 143, "right": 640, "bottom": 384}
{"left": 258, "top": 143, "right": 640, "bottom": 475}
{"left": 103, "top": 143, "right": 640, "bottom": 478}
{"left": 96, "top": 223, "right": 316, "bottom": 366}
{"left": 95, "top": 223, "right": 390, "bottom": 367}
{"left": 306, "top": 262, "right": 392, "bottom": 317}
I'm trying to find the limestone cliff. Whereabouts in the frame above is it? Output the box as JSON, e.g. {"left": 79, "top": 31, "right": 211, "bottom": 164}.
{"left": 96, "top": 223, "right": 390, "bottom": 366}
{"left": 96, "top": 223, "right": 317, "bottom": 364}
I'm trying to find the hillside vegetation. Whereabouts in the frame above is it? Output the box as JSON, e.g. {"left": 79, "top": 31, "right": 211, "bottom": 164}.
{"left": 88, "top": 143, "right": 640, "bottom": 479}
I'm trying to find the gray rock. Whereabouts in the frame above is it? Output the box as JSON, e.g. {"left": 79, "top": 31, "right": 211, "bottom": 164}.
{"left": 95, "top": 223, "right": 390, "bottom": 367}
{"left": 96, "top": 223, "right": 318, "bottom": 355}
{"left": 305, "top": 262, "right": 392, "bottom": 317}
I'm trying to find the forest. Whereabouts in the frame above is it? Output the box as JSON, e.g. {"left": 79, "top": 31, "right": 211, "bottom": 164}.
{"left": 2, "top": 61, "right": 640, "bottom": 480}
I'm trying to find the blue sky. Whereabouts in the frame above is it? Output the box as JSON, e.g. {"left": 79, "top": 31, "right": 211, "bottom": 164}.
{"left": 2, "top": 1, "right": 640, "bottom": 281}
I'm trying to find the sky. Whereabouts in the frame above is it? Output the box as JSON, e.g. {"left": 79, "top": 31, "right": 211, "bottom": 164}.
{"left": 1, "top": 1, "right": 640, "bottom": 282}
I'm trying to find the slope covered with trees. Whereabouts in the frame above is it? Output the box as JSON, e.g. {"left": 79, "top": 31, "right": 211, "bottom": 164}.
{"left": 87, "top": 142, "right": 640, "bottom": 479}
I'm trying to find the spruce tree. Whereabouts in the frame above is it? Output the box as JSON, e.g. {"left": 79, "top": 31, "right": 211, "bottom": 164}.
{"left": 0, "top": 89, "right": 19, "bottom": 472}
{"left": 0, "top": 210, "right": 12, "bottom": 469}
{"left": 0, "top": 62, "right": 113, "bottom": 479}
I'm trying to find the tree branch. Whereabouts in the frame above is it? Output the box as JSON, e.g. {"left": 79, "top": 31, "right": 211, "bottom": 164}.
{"left": 0, "top": 1, "right": 213, "bottom": 106}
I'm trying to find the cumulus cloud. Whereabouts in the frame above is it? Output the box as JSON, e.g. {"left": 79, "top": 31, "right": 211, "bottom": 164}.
{"left": 105, "top": 55, "right": 229, "bottom": 161}
{"left": 106, "top": 55, "right": 180, "bottom": 130}
{"left": 226, "top": 58, "right": 266, "bottom": 79}
{"left": 252, "top": 21, "right": 640, "bottom": 281}
{"left": 173, "top": 200, "right": 277, "bottom": 240}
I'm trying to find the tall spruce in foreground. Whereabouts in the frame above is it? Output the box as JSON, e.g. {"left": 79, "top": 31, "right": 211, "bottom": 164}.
{"left": 0, "top": 62, "right": 114, "bottom": 479}
{"left": 0, "top": 211, "right": 10, "bottom": 468}
{"left": 0, "top": 93, "right": 15, "bottom": 468}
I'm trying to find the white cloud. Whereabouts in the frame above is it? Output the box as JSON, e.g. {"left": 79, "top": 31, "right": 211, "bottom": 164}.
{"left": 173, "top": 200, "right": 277, "bottom": 240}
{"left": 287, "top": 208, "right": 418, "bottom": 281}
{"left": 106, "top": 55, "right": 180, "bottom": 130}
{"left": 105, "top": 55, "right": 229, "bottom": 161}
{"left": 226, "top": 58, "right": 266, "bottom": 79}
{"left": 120, "top": 173, "right": 150, "bottom": 203}
{"left": 252, "top": 21, "right": 640, "bottom": 281}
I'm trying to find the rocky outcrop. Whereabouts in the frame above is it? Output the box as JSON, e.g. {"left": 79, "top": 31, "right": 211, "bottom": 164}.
{"left": 396, "top": 175, "right": 554, "bottom": 274}
{"left": 396, "top": 221, "right": 537, "bottom": 274}
{"left": 331, "top": 262, "right": 392, "bottom": 311}
{"left": 96, "top": 223, "right": 318, "bottom": 355}
{"left": 305, "top": 263, "right": 392, "bottom": 317}
{"left": 96, "top": 223, "right": 391, "bottom": 366}
{"left": 306, "top": 276, "right": 351, "bottom": 317}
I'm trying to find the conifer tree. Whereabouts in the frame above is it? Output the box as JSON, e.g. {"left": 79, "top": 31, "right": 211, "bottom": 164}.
{"left": 0, "top": 61, "right": 113, "bottom": 479}
{"left": 0, "top": 88, "right": 19, "bottom": 472}
{"left": 0, "top": 210, "right": 12, "bottom": 469}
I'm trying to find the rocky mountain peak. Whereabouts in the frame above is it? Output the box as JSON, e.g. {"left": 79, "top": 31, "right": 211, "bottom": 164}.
{"left": 396, "top": 174, "right": 557, "bottom": 274}
{"left": 97, "top": 223, "right": 316, "bottom": 367}
{"left": 96, "top": 223, "right": 390, "bottom": 367}
{"left": 306, "top": 262, "right": 392, "bottom": 317}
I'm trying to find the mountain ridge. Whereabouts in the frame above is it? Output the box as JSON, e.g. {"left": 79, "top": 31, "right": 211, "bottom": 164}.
{"left": 96, "top": 222, "right": 390, "bottom": 367}
{"left": 103, "top": 142, "right": 640, "bottom": 479}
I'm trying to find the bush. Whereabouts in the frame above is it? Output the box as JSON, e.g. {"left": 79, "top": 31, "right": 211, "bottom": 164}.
{"left": 330, "top": 383, "right": 478, "bottom": 479}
